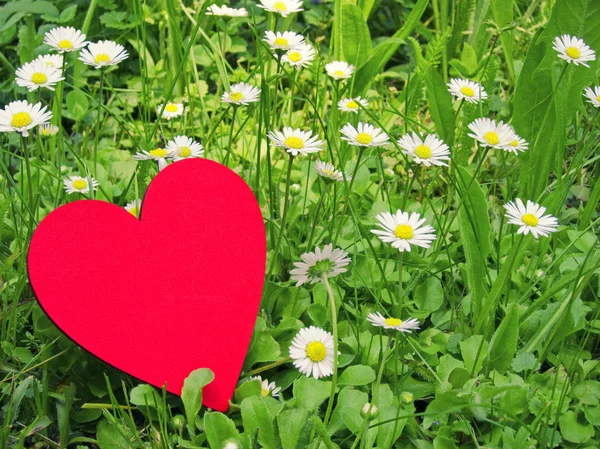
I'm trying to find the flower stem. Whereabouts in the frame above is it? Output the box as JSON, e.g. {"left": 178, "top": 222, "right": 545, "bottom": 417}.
{"left": 21, "top": 135, "right": 35, "bottom": 239}
{"left": 92, "top": 69, "right": 105, "bottom": 177}
{"left": 395, "top": 252, "right": 405, "bottom": 317}
{"left": 224, "top": 106, "right": 237, "bottom": 166}
{"left": 268, "top": 153, "right": 294, "bottom": 277}
{"left": 322, "top": 274, "right": 338, "bottom": 426}
{"left": 306, "top": 182, "right": 328, "bottom": 249}
{"left": 245, "top": 357, "right": 291, "bottom": 377}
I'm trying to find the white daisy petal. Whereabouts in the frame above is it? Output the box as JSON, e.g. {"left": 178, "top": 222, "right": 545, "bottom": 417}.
{"left": 289, "top": 326, "right": 335, "bottom": 379}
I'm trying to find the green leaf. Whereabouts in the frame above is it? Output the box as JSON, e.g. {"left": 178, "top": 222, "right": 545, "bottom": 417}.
{"left": 424, "top": 66, "right": 455, "bottom": 146}
{"left": 204, "top": 412, "right": 241, "bottom": 449}
{"left": 338, "top": 365, "right": 376, "bottom": 386}
{"left": 96, "top": 420, "right": 131, "bottom": 449}
{"left": 559, "top": 410, "right": 594, "bottom": 443}
{"left": 488, "top": 304, "right": 519, "bottom": 373}
{"left": 341, "top": 5, "right": 371, "bottom": 67}
{"left": 100, "top": 11, "right": 131, "bottom": 30}
{"left": 277, "top": 409, "right": 312, "bottom": 449}
{"left": 460, "top": 335, "right": 488, "bottom": 375}
{"left": 42, "top": 4, "right": 77, "bottom": 23}
{"left": 292, "top": 376, "right": 331, "bottom": 410}
{"left": 241, "top": 397, "right": 276, "bottom": 449}
{"left": 491, "top": 0, "right": 514, "bottom": 80}
{"left": 65, "top": 90, "right": 89, "bottom": 121}
{"left": 234, "top": 379, "right": 262, "bottom": 403}
{"left": 129, "top": 384, "right": 163, "bottom": 419}
{"left": 414, "top": 276, "right": 444, "bottom": 315}
{"left": 181, "top": 368, "right": 214, "bottom": 428}
{"left": 377, "top": 406, "right": 407, "bottom": 447}
{"left": 511, "top": 351, "right": 538, "bottom": 373}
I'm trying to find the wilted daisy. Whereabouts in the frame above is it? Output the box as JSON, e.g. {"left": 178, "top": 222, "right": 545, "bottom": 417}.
{"left": 502, "top": 130, "right": 528, "bottom": 154}
{"left": 338, "top": 97, "right": 368, "bottom": 113}
{"left": 397, "top": 132, "right": 450, "bottom": 167}
{"left": 133, "top": 147, "right": 171, "bottom": 171}
{"left": 268, "top": 127, "right": 324, "bottom": 156}
{"left": 367, "top": 312, "right": 420, "bottom": 333}
{"left": 315, "top": 160, "right": 349, "bottom": 182}
{"left": 157, "top": 102, "right": 184, "bottom": 120}
{"left": 372, "top": 210, "right": 436, "bottom": 252}
{"left": 282, "top": 43, "right": 315, "bottom": 69}
{"left": 257, "top": 0, "right": 303, "bottom": 17}
{"left": 325, "top": 61, "right": 354, "bottom": 80}
{"left": 206, "top": 4, "right": 248, "bottom": 16}
{"left": 166, "top": 136, "right": 204, "bottom": 161}
{"left": 221, "top": 82, "right": 261, "bottom": 105}
{"left": 447, "top": 78, "right": 487, "bottom": 103}
{"left": 584, "top": 86, "right": 600, "bottom": 108}
{"left": 43, "top": 27, "right": 88, "bottom": 53}
{"left": 289, "top": 326, "right": 335, "bottom": 379}
{"left": 79, "top": 40, "right": 129, "bottom": 69}
{"left": 553, "top": 35, "right": 596, "bottom": 67}
{"left": 340, "top": 122, "right": 389, "bottom": 148}
{"left": 289, "top": 243, "right": 350, "bottom": 286}
{"left": 124, "top": 199, "right": 142, "bottom": 217}
{"left": 467, "top": 118, "right": 514, "bottom": 150}
{"left": 16, "top": 60, "right": 64, "bottom": 92}
{"left": 63, "top": 175, "right": 98, "bottom": 194}
{"left": 504, "top": 199, "right": 558, "bottom": 239}
{"left": 39, "top": 123, "right": 59, "bottom": 136}
{"left": 33, "top": 54, "right": 64, "bottom": 69}
{"left": 250, "top": 376, "right": 281, "bottom": 398}
{"left": 263, "top": 30, "right": 305, "bottom": 51}
{"left": 0, "top": 100, "right": 52, "bottom": 137}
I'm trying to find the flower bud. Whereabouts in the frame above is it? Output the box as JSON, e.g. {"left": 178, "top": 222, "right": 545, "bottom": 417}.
{"left": 171, "top": 414, "right": 186, "bottom": 431}
{"left": 290, "top": 183, "right": 301, "bottom": 195}
{"left": 383, "top": 168, "right": 395, "bottom": 181}
{"left": 400, "top": 391, "right": 414, "bottom": 404}
{"left": 360, "top": 402, "right": 379, "bottom": 419}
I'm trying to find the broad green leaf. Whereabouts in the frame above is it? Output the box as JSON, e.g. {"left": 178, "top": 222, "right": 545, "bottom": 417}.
{"left": 460, "top": 335, "right": 488, "bottom": 375}
{"left": 559, "top": 411, "right": 594, "bottom": 443}
{"left": 341, "top": 5, "right": 371, "bottom": 67}
{"left": 377, "top": 406, "right": 407, "bottom": 447}
{"left": 65, "top": 90, "right": 89, "bottom": 121}
{"left": 292, "top": 376, "right": 331, "bottom": 410}
{"left": 277, "top": 409, "right": 312, "bottom": 449}
{"left": 204, "top": 412, "right": 241, "bottom": 449}
{"left": 96, "top": 420, "right": 131, "bottom": 449}
{"left": 241, "top": 397, "right": 276, "bottom": 449}
{"left": 181, "top": 368, "right": 214, "bottom": 428}
{"left": 129, "top": 384, "right": 163, "bottom": 419}
{"left": 234, "top": 379, "right": 261, "bottom": 403}
{"left": 488, "top": 304, "right": 519, "bottom": 373}
{"left": 491, "top": 0, "right": 514, "bottom": 80}
{"left": 414, "top": 276, "right": 444, "bottom": 315}
{"left": 338, "top": 365, "right": 376, "bottom": 386}
{"left": 424, "top": 66, "right": 455, "bottom": 145}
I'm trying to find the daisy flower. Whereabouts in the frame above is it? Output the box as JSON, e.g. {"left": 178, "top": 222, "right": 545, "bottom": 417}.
{"left": 502, "top": 130, "right": 528, "bottom": 154}
{"left": 63, "top": 175, "right": 98, "bottom": 194}
{"left": 124, "top": 199, "right": 142, "bottom": 217}
{"left": 79, "top": 40, "right": 129, "bottom": 69}
{"left": 0, "top": 100, "right": 52, "bottom": 137}
{"left": 289, "top": 326, "right": 335, "bottom": 379}
{"left": 166, "top": 135, "right": 204, "bottom": 161}
{"left": 206, "top": 4, "right": 248, "bottom": 16}
{"left": 553, "top": 35, "right": 596, "bottom": 67}
{"left": 39, "top": 123, "right": 59, "bottom": 136}
{"left": 221, "top": 82, "right": 261, "bottom": 105}
{"left": 340, "top": 122, "right": 389, "bottom": 148}
{"left": 43, "top": 27, "right": 88, "bottom": 53}
{"left": 397, "top": 132, "right": 450, "bottom": 167}
{"left": 289, "top": 243, "right": 350, "bottom": 286}
{"left": 467, "top": 118, "right": 514, "bottom": 149}
{"left": 447, "top": 78, "right": 487, "bottom": 103}
{"left": 282, "top": 43, "right": 315, "bottom": 69}
{"left": 338, "top": 97, "right": 368, "bottom": 113}
{"left": 584, "top": 86, "right": 600, "bottom": 108}
{"left": 367, "top": 312, "right": 420, "bottom": 333}
{"left": 250, "top": 376, "right": 281, "bottom": 398}
{"left": 325, "top": 61, "right": 355, "bottom": 80}
{"left": 315, "top": 160, "right": 349, "bottom": 182}
{"left": 372, "top": 210, "right": 436, "bottom": 252}
{"left": 268, "top": 127, "right": 324, "bottom": 156}
{"left": 133, "top": 147, "right": 171, "bottom": 171}
{"left": 16, "top": 60, "right": 64, "bottom": 92}
{"left": 33, "top": 54, "right": 63, "bottom": 69}
{"left": 263, "top": 30, "right": 305, "bottom": 51}
{"left": 157, "top": 102, "right": 184, "bottom": 120}
{"left": 257, "top": 0, "right": 303, "bottom": 17}
{"left": 504, "top": 199, "right": 558, "bottom": 239}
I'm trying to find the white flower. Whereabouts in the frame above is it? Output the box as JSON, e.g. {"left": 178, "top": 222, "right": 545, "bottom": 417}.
{"left": 257, "top": 0, "right": 303, "bottom": 17}
{"left": 372, "top": 210, "right": 436, "bottom": 252}
{"left": 33, "top": 54, "right": 64, "bottom": 69}
{"left": 39, "top": 123, "right": 59, "bottom": 136}
{"left": 221, "top": 82, "right": 261, "bottom": 105}
{"left": 289, "top": 326, "right": 335, "bottom": 379}
{"left": 133, "top": 147, "right": 171, "bottom": 171}
{"left": 340, "top": 122, "right": 389, "bottom": 148}
{"left": 124, "top": 199, "right": 142, "bottom": 217}
{"left": 63, "top": 175, "right": 98, "bottom": 194}
{"left": 584, "top": 86, "right": 600, "bottom": 108}
{"left": 447, "top": 78, "right": 487, "bottom": 103}
{"left": 325, "top": 61, "right": 354, "bottom": 80}
{"left": 223, "top": 442, "right": 239, "bottom": 449}
{"left": 268, "top": 127, "right": 324, "bottom": 156}
{"left": 43, "top": 27, "right": 88, "bottom": 53}
{"left": 553, "top": 35, "right": 596, "bottom": 67}
{"left": 467, "top": 118, "right": 514, "bottom": 150}
{"left": 289, "top": 243, "right": 350, "bottom": 286}
{"left": 263, "top": 30, "right": 305, "bottom": 51}
{"left": 166, "top": 135, "right": 204, "bottom": 161}
{"left": 367, "top": 312, "right": 420, "bottom": 333}
{"left": 79, "top": 40, "right": 129, "bottom": 69}
{"left": 0, "top": 100, "right": 52, "bottom": 137}
{"left": 157, "top": 102, "right": 184, "bottom": 120}
{"left": 338, "top": 97, "right": 368, "bottom": 113}
{"left": 281, "top": 43, "right": 315, "bottom": 69}
{"left": 16, "top": 60, "right": 64, "bottom": 92}
{"left": 315, "top": 160, "right": 349, "bottom": 182}
{"left": 397, "top": 132, "right": 450, "bottom": 167}
{"left": 206, "top": 4, "right": 248, "bottom": 16}
{"left": 504, "top": 199, "right": 558, "bottom": 239}
{"left": 250, "top": 376, "right": 282, "bottom": 398}
{"left": 502, "top": 129, "right": 528, "bottom": 154}
{"left": 361, "top": 402, "right": 379, "bottom": 419}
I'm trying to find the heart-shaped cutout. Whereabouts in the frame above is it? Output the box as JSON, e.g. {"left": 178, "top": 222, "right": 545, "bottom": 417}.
{"left": 28, "top": 159, "right": 266, "bottom": 411}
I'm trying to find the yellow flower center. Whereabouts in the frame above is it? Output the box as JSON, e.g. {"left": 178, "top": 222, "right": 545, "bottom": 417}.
{"left": 460, "top": 86, "right": 475, "bottom": 97}
{"left": 325, "top": 169, "right": 333, "bottom": 176}
{"left": 596, "top": 95, "right": 600, "bottom": 102}
{"left": 11, "top": 112, "right": 32, "bottom": 128}
{"left": 565, "top": 46, "right": 581, "bottom": 59}
{"left": 356, "top": 133, "right": 373, "bottom": 145}
{"left": 287, "top": 51, "right": 301, "bottom": 63}
{"left": 333, "top": 70, "right": 346, "bottom": 77}
{"left": 394, "top": 224, "right": 413, "bottom": 239}
{"left": 284, "top": 136, "right": 304, "bottom": 149}
{"left": 305, "top": 341, "right": 327, "bottom": 362}
{"left": 414, "top": 144, "right": 432, "bottom": 159}
{"left": 149, "top": 148, "right": 168, "bottom": 158}
{"left": 346, "top": 101, "right": 358, "bottom": 109}
{"left": 229, "top": 92, "right": 244, "bottom": 102}
{"left": 483, "top": 131, "right": 499, "bottom": 145}
{"left": 522, "top": 213, "right": 539, "bottom": 227}
{"left": 274, "top": 37, "right": 288, "bottom": 48}
{"left": 72, "top": 179, "right": 87, "bottom": 190}
{"left": 261, "top": 388, "right": 270, "bottom": 397}
{"left": 128, "top": 207, "right": 139, "bottom": 216}
{"left": 384, "top": 317, "right": 403, "bottom": 327}
{"left": 94, "top": 53, "right": 111, "bottom": 64}
{"left": 178, "top": 146, "right": 192, "bottom": 157}
{"left": 31, "top": 72, "right": 48, "bottom": 84}
{"left": 165, "top": 104, "right": 179, "bottom": 113}
{"left": 509, "top": 140, "right": 519, "bottom": 147}
{"left": 58, "top": 39, "right": 73, "bottom": 50}
{"left": 273, "top": 1, "right": 287, "bottom": 11}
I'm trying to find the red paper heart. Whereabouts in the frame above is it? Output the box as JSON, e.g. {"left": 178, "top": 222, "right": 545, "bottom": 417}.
{"left": 28, "top": 159, "right": 266, "bottom": 411}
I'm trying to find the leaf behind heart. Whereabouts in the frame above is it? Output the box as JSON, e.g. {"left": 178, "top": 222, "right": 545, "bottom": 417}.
{"left": 181, "top": 368, "right": 215, "bottom": 430}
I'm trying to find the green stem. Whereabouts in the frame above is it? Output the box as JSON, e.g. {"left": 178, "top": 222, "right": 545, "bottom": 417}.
{"left": 224, "top": 106, "right": 237, "bottom": 166}
{"left": 395, "top": 252, "right": 405, "bottom": 317}
{"left": 21, "top": 135, "right": 35, "bottom": 239}
{"left": 92, "top": 70, "right": 105, "bottom": 177}
{"left": 306, "top": 182, "right": 328, "bottom": 249}
{"left": 322, "top": 275, "right": 338, "bottom": 426}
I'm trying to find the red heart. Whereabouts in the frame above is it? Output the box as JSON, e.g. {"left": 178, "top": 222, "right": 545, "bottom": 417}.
{"left": 28, "top": 159, "right": 266, "bottom": 411}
